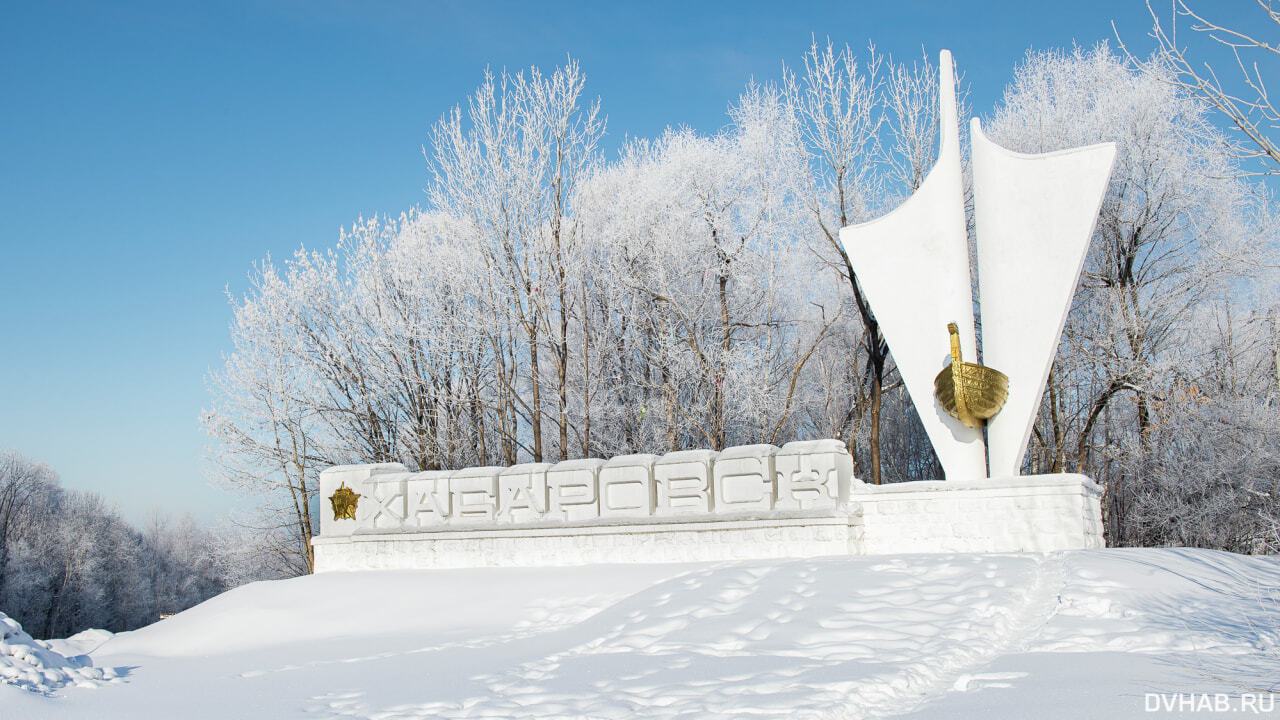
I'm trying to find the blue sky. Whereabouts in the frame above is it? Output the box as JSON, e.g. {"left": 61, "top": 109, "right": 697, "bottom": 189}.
{"left": 0, "top": 0, "right": 1248, "bottom": 525}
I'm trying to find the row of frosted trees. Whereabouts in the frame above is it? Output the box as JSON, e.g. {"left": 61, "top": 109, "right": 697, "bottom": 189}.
{"left": 0, "top": 452, "right": 263, "bottom": 638}
{"left": 204, "top": 43, "right": 1279, "bottom": 574}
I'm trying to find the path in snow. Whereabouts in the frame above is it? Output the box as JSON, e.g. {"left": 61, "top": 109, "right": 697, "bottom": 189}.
{"left": 298, "top": 554, "right": 1072, "bottom": 719}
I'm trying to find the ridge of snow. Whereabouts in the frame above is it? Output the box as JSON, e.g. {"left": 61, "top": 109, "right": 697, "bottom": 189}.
{"left": 43, "top": 628, "right": 114, "bottom": 658}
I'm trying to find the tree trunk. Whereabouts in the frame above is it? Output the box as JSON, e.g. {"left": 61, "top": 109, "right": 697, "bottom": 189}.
{"left": 868, "top": 370, "right": 883, "bottom": 484}
{"left": 580, "top": 282, "right": 592, "bottom": 457}
{"left": 472, "top": 364, "right": 487, "bottom": 466}
{"left": 1135, "top": 390, "right": 1151, "bottom": 448}
{"left": 1047, "top": 366, "right": 1065, "bottom": 473}
{"left": 663, "top": 345, "right": 677, "bottom": 452}
{"left": 529, "top": 301, "right": 544, "bottom": 463}
{"left": 844, "top": 257, "right": 887, "bottom": 484}
{"left": 715, "top": 266, "right": 730, "bottom": 451}
{"left": 557, "top": 298, "right": 570, "bottom": 460}
{"left": 45, "top": 559, "right": 75, "bottom": 638}
{"left": 1272, "top": 314, "right": 1279, "bottom": 399}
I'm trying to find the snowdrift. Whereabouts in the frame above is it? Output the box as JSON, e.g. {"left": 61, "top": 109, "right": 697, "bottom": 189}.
{"left": 0, "top": 613, "right": 119, "bottom": 695}
{"left": 3, "top": 548, "right": 1277, "bottom": 719}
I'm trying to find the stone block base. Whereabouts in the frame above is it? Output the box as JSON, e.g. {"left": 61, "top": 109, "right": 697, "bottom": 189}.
{"left": 858, "top": 473, "right": 1104, "bottom": 554}
{"left": 313, "top": 514, "right": 862, "bottom": 572}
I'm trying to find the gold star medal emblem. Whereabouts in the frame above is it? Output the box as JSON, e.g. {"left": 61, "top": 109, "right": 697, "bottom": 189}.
{"left": 329, "top": 483, "right": 361, "bottom": 521}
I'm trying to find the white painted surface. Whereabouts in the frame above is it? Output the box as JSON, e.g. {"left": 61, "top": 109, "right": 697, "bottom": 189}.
{"left": 314, "top": 446, "right": 1102, "bottom": 571}
{"left": 971, "top": 120, "right": 1116, "bottom": 477}
{"left": 356, "top": 473, "right": 407, "bottom": 530}
{"left": 838, "top": 49, "right": 986, "bottom": 481}
{"left": 775, "top": 439, "right": 856, "bottom": 511}
{"left": 314, "top": 514, "right": 860, "bottom": 571}
{"left": 318, "top": 463, "right": 404, "bottom": 538}
{"left": 857, "top": 474, "right": 1104, "bottom": 555}
{"left": 497, "top": 462, "right": 551, "bottom": 523}
{"left": 405, "top": 470, "right": 452, "bottom": 528}
{"left": 548, "top": 458, "right": 603, "bottom": 522}
{"left": 712, "top": 444, "right": 777, "bottom": 511}
{"left": 449, "top": 466, "right": 503, "bottom": 524}
{"left": 599, "top": 453, "right": 658, "bottom": 519}
{"left": 653, "top": 449, "right": 716, "bottom": 516}
{"left": 318, "top": 444, "right": 833, "bottom": 539}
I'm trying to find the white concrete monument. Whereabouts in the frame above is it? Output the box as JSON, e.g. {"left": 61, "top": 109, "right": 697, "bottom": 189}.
{"left": 309, "top": 49, "right": 1112, "bottom": 573}
{"left": 839, "top": 50, "right": 1115, "bottom": 481}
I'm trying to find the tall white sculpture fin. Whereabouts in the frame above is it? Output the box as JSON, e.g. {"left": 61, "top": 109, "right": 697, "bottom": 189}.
{"left": 839, "top": 50, "right": 986, "bottom": 481}
{"left": 971, "top": 118, "right": 1116, "bottom": 477}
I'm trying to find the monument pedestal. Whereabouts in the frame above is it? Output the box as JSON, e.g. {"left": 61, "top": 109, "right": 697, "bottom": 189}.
{"left": 857, "top": 474, "right": 1104, "bottom": 555}
{"left": 314, "top": 513, "right": 862, "bottom": 572}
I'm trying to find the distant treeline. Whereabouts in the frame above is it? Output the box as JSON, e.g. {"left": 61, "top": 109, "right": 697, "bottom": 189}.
{"left": 0, "top": 450, "right": 278, "bottom": 640}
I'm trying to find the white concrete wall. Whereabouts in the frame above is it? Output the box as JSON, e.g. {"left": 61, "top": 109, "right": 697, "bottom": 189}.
{"left": 313, "top": 449, "right": 1104, "bottom": 571}
{"left": 858, "top": 474, "right": 1105, "bottom": 554}
{"left": 318, "top": 440, "right": 854, "bottom": 538}
{"left": 314, "top": 516, "right": 862, "bottom": 572}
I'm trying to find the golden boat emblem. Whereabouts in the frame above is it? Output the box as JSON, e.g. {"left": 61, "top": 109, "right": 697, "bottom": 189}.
{"left": 329, "top": 483, "right": 361, "bottom": 521}
{"left": 933, "top": 322, "right": 1009, "bottom": 428}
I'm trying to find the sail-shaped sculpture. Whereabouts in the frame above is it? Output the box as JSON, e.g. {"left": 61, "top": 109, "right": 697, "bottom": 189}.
{"left": 839, "top": 50, "right": 1115, "bottom": 480}
{"left": 839, "top": 50, "right": 985, "bottom": 481}
{"left": 971, "top": 120, "right": 1115, "bottom": 477}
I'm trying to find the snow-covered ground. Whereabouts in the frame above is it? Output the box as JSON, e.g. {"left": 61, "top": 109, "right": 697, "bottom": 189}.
{"left": 3, "top": 548, "right": 1277, "bottom": 719}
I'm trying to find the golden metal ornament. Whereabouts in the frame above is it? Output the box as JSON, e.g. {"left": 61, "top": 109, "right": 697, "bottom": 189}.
{"left": 933, "top": 322, "right": 1009, "bottom": 428}
{"left": 329, "top": 483, "right": 361, "bottom": 521}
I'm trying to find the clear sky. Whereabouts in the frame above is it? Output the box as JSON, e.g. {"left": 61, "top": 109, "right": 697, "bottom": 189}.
{"left": 0, "top": 0, "right": 1250, "bottom": 525}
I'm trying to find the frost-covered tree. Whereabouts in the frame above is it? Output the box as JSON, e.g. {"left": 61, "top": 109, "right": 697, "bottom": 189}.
{"left": 0, "top": 452, "right": 276, "bottom": 638}
{"left": 779, "top": 41, "right": 964, "bottom": 483}
{"left": 988, "top": 45, "right": 1276, "bottom": 545}
{"left": 0, "top": 452, "right": 56, "bottom": 602}
{"left": 428, "top": 59, "right": 604, "bottom": 464}
{"left": 1121, "top": 389, "right": 1280, "bottom": 552}
{"left": 781, "top": 39, "right": 889, "bottom": 481}
{"left": 1130, "top": 0, "right": 1280, "bottom": 176}
{"left": 204, "top": 255, "right": 334, "bottom": 575}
